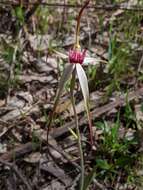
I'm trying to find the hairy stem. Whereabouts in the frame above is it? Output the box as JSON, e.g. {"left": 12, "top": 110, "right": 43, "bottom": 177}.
{"left": 70, "top": 71, "right": 84, "bottom": 190}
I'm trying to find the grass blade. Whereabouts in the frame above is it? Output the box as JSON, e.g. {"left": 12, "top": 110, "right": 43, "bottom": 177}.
{"left": 83, "top": 167, "right": 96, "bottom": 190}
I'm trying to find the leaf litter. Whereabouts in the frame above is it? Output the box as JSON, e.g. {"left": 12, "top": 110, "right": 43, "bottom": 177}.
{"left": 0, "top": 0, "right": 143, "bottom": 190}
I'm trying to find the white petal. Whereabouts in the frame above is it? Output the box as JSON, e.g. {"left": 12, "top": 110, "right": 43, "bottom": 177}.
{"left": 57, "top": 63, "right": 74, "bottom": 96}
{"left": 76, "top": 63, "right": 89, "bottom": 103}
{"left": 53, "top": 63, "right": 74, "bottom": 112}
{"left": 83, "top": 57, "right": 100, "bottom": 66}
{"left": 54, "top": 50, "right": 68, "bottom": 59}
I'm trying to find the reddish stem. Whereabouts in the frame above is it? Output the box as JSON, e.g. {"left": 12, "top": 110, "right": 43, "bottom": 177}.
{"left": 75, "top": 0, "right": 90, "bottom": 47}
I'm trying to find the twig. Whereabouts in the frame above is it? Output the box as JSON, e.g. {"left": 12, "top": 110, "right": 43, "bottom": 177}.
{"left": 0, "top": 159, "right": 32, "bottom": 190}
{"left": 137, "top": 53, "right": 143, "bottom": 73}
{"left": 135, "top": 52, "right": 143, "bottom": 88}
{"left": 1, "top": 88, "right": 143, "bottom": 162}
{"left": 61, "top": 0, "right": 68, "bottom": 27}
{"left": 0, "top": 136, "right": 81, "bottom": 172}
{"left": 0, "top": 1, "right": 143, "bottom": 11}
{"left": 50, "top": 87, "right": 143, "bottom": 139}
{"left": 0, "top": 142, "right": 40, "bottom": 161}
{"left": 48, "top": 142, "right": 81, "bottom": 171}
{"left": 93, "top": 178, "right": 107, "bottom": 190}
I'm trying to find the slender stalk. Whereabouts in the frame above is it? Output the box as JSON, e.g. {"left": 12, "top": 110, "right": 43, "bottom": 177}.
{"left": 75, "top": 0, "right": 90, "bottom": 48}
{"left": 70, "top": 71, "right": 84, "bottom": 190}
{"left": 86, "top": 102, "right": 93, "bottom": 145}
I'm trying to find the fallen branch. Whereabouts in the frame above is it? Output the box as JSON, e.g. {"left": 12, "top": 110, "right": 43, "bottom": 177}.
{"left": 0, "top": 88, "right": 143, "bottom": 162}
{"left": 0, "top": 159, "right": 32, "bottom": 190}
{"left": 1, "top": 1, "right": 143, "bottom": 11}
{"left": 0, "top": 142, "right": 40, "bottom": 161}
{"left": 50, "top": 87, "right": 143, "bottom": 138}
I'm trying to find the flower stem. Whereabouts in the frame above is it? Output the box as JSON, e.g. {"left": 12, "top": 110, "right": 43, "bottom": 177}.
{"left": 70, "top": 71, "right": 84, "bottom": 190}
{"left": 75, "top": 0, "right": 90, "bottom": 48}
{"left": 86, "top": 102, "right": 94, "bottom": 145}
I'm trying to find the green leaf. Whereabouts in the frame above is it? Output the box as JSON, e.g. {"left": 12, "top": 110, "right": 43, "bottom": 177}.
{"left": 141, "top": 103, "right": 143, "bottom": 112}
{"left": 96, "top": 159, "right": 112, "bottom": 170}
{"left": 116, "top": 156, "right": 133, "bottom": 167}
{"left": 83, "top": 168, "right": 96, "bottom": 190}
{"left": 14, "top": 6, "right": 25, "bottom": 24}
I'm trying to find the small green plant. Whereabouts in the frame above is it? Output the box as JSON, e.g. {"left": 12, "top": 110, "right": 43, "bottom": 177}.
{"left": 124, "top": 96, "right": 137, "bottom": 128}
{"left": 35, "top": 6, "right": 50, "bottom": 34}
{"left": 12, "top": 4, "right": 25, "bottom": 34}
{"left": 0, "top": 37, "right": 22, "bottom": 99}
{"left": 13, "top": 6, "right": 25, "bottom": 25}
{"left": 91, "top": 115, "right": 139, "bottom": 188}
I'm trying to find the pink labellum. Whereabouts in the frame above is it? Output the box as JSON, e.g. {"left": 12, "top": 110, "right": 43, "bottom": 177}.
{"left": 69, "top": 49, "right": 86, "bottom": 64}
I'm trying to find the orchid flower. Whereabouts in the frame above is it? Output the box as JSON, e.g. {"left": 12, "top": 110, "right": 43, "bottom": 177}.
{"left": 48, "top": 0, "right": 102, "bottom": 145}
{"left": 47, "top": 1, "right": 97, "bottom": 189}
